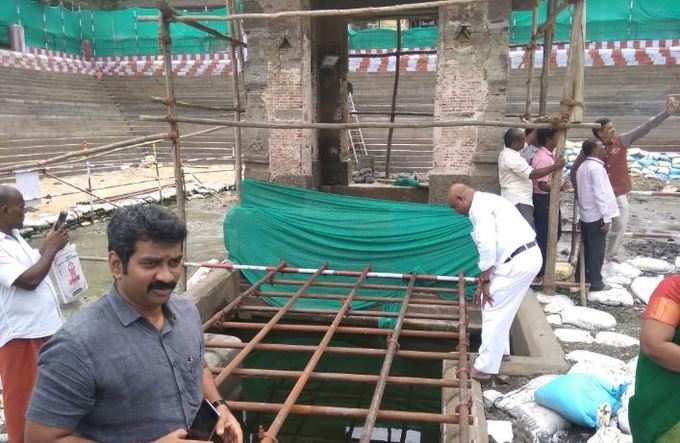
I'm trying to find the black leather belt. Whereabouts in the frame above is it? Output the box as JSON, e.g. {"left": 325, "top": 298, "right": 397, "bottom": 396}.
{"left": 504, "top": 241, "right": 537, "bottom": 263}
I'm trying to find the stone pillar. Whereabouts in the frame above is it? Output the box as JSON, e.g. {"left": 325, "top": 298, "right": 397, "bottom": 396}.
{"left": 241, "top": 0, "right": 318, "bottom": 188}
{"left": 429, "top": 0, "right": 509, "bottom": 202}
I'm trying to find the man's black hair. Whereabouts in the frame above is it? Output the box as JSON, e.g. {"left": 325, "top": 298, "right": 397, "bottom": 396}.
{"left": 536, "top": 128, "right": 558, "bottom": 147}
{"left": 593, "top": 118, "right": 611, "bottom": 138}
{"left": 107, "top": 204, "right": 187, "bottom": 271}
{"left": 503, "top": 128, "right": 524, "bottom": 148}
{"left": 582, "top": 139, "right": 599, "bottom": 157}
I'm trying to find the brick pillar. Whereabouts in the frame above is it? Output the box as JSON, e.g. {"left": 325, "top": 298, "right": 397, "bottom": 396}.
{"left": 241, "top": 0, "right": 318, "bottom": 188}
{"left": 429, "top": 0, "right": 509, "bottom": 202}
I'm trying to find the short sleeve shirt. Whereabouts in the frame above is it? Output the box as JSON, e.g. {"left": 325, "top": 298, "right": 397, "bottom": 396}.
{"left": 643, "top": 276, "right": 680, "bottom": 328}
{"left": 531, "top": 147, "right": 556, "bottom": 194}
{"left": 498, "top": 147, "right": 534, "bottom": 207}
{"left": 0, "top": 230, "right": 62, "bottom": 348}
{"left": 27, "top": 286, "right": 204, "bottom": 442}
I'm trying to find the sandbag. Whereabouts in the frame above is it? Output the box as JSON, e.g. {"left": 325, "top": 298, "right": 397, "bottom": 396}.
{"left": 594, "top": 332, "right": 639, "bottom": 348}
{"left": 629, "top": 257, "right": 674, "bottom": 274}
{"left": 561, "top": 306, "right": 617, "bottom": 330}
{"left": 617, "top": 383, "right": 634, "bottom": 434}
{"left": 534, "top": 374, "right": 625, "bottom": 428}
{"left": 554, "top": 328, "right": 594, "bottom": 344}
{"left": 602, "top": 262, "right": 641, "bottom": 280}
{"left": 567, "top": 351, "right": 631, "bottom": 387}
{"left": 547, "top": 314, "right": 562, "bottom": 326}
{"left": 494, "top": 375, "right": 571, "bottom": 440}
{"left": 631, "top": 275, "right": 664, "bottom": 304}
{"left": 587, "top": 288, "right": 634, "bottom": 306}
{"left": 543, "top": 295, "right": 575, "bottom": 314}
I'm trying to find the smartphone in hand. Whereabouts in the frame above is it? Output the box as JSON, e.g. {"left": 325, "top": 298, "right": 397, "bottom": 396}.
{"left": 54, "top": 211, "right": 68, "bottom": 229}
{"left": 187, "top": 400, "right": 221, "bottom": 442}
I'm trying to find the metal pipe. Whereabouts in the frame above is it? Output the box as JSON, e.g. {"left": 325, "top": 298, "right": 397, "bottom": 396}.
{"left": 222, "top": 401, "right": 472, "bottom": 425}
{"left": 204, "top": 340, "right": 461, "bottom": 361}
{"left": 209, "top": 367, "right": 469, "bottom": 388}
{"left": 201, "top": 261, "right": 286, "bottom": 330}
{"left": 360, "top": 273, "right": 415, "bottom": 442}
{"left": 266, "top": 278, "right": 460, "bottom": 294}
{"left": 261, "top": 267, "right": 371, "bottom": 442}
{"left": 214, "top": 264, "right": 328, "bottom": 386}
{"left": 254, "top": 289, "right": 466, "bottom": 306}
{"left": 219, "top": 321, "right": 459, "bottom": 339}
{"left": 183, "top": 261, "right": 477, "bottom": 283}
{"left": 457, "top": 273, "right": 470, "bottom": 442}
{"left": 234, "top": 305, "right": 463, "bottom": 322}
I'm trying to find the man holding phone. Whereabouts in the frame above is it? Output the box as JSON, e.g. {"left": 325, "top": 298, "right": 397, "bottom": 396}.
{"left": 0, "top": 185, "right": 68, "bottom": 443}
{"left": 25, "top": 204, "right": 242, "bottom": 443}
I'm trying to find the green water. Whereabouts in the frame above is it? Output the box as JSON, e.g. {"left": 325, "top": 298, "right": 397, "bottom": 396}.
{"left": 230, "top": 331, "right": 444, "bottom": 443}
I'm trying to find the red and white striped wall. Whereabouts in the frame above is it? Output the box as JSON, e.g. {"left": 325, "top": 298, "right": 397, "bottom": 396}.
{"left": 0, "top": 39, "right": 677, "bottom": 77}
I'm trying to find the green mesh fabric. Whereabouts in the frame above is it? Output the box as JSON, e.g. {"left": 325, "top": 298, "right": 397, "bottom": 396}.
{"left": 223, "top": 179, "right": 480, "bottom": 315}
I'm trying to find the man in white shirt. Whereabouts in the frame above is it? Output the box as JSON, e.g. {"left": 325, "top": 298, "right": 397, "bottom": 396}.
{"left": 448, "top": 183, "right": 542, "bottom": 381}
{"left": 498, "top": 128, "right": 565, "bottom": 228}
{"left": 575, "top": 140, "right": 620, "bottom": 292}
{"left": 0, "top": 185, "right": 67, "bottom": 443}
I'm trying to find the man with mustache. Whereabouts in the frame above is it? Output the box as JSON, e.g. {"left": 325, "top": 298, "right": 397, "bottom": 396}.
{"left": 25, "top": 204, "right": 243, "bottom": 443}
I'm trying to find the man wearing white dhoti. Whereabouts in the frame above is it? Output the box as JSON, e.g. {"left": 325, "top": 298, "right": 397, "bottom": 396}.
{"left": 448, "top": 183, "right": 542, "bottom": 380}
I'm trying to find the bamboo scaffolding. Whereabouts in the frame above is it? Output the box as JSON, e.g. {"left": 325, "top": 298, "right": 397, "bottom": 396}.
{"left": 383, "top": 19, "right": 402, "bottom": 178}
{"left": 226, "top": 0, "right": 243, "bottom": 194}
{"left": 348, "top": 49, "right": 437, "bottom": 58}
{"left": 360, "top": 273, "right": 415, "bottom": 442}
{"left": 523, "top": 0, "right": 539, "bottom": 117}
{"left": 140, "top": 114, "right": 600, "bottom": 130}
{"left": 214, "top": 264, "right": 328, "bottom": 386}
{"left": 260, "top": 268, "right": 371, "bottom": 443}
{"left": 150, "top": 96, "right": 243, "bottom": 113}
{"left": 543, "top": 0, "right": 585, "bottom": 294}
{"left": 137, "top": 0, "right": 475, "bottom": 22}
{"left": 42, "top": 171, "right": 121, "bottom": 209}
{"left": 539, "top": 0, "right": 557, "bottom": 116}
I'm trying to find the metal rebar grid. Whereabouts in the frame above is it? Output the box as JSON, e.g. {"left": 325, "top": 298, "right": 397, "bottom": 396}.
{"left": 205, "top": 264, "right": 479, "bottom": 441}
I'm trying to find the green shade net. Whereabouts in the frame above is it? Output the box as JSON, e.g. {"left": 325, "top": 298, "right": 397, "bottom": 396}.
{"left": 223, "top": 179, "right": 480, "bottom": 323}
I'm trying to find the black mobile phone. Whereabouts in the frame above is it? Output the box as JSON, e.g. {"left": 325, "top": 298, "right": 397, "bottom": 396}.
{"left": 187, "top": 399, "right": 220, "bottom": 442}
{"left": 55, "top": 211, "right": 68, "bottom": 229}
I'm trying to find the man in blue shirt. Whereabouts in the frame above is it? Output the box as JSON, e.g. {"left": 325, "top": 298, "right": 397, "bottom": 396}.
{"left": 25, "top": 204, "right": 242, "bottom": 443}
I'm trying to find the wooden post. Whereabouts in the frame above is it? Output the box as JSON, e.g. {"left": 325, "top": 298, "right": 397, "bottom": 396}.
{"left": 543, "top": 0, "right": 585, "bottom": 295}
{"left": 384, "top": 19, "right": 402, "bottom": 178}
{"left": 227, "top": 0, "right": 243, "bottom": 194}
{"left": 159, "top": 4, "right": 188, "bottom": 290}
{"left": 524, "top": 0, "right": 539, "bottom": 118}
{"left": 538, "top": 0, "right": 556, "bottom": 116}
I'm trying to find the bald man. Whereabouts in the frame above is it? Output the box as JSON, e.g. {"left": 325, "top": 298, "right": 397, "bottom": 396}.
{"left": 0, "top": 185, "right": 67, "bottom": 443}
{"left": 448, "top": 183, "right": 542, "bottom": 380}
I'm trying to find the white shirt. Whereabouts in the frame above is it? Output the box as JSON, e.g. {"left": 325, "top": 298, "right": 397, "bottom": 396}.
{"left": 498, "top": 147, "right": 533, "bottom": 206}
{"left": 575, "top": 157, "right": 620, "bottom": 224}
{"left": 468, "top": 192, "right": 537, "bottom": 272}
{"left": 0, "top": 229, "right": 62, "bottom": 348}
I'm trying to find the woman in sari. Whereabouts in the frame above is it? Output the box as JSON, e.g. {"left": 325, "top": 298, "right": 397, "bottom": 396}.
{"left": 629, "top": 274, "right": 680, "bottom": 442}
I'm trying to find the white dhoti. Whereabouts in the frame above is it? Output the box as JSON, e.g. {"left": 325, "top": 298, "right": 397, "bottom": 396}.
{"left": 473, "top": 246, "right": 542, "bottom": 374}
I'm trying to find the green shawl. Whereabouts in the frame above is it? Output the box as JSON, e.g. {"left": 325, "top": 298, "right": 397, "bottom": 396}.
{"left": 629, "top": 327, "right": 680, "bottom": 443}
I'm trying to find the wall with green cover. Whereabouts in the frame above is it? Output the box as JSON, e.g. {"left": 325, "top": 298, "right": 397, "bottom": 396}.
{"left": 1, "top": 0, "right": 679, "bottom": 56}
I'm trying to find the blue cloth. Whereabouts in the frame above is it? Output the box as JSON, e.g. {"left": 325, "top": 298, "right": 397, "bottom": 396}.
{"left": 534, "top": 374, "right": 625, "bottom": 429}
{"left": 27, "top": 286, "right": 204, "bottom": 442}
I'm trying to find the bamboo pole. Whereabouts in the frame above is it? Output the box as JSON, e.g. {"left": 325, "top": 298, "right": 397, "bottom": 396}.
{"left": 226, "top": 0, "right": 243, "bottom": 194}
{"left": 0, "top": 133, "right": 167, "bottom": 176}
{"left": 348, "top": 49, "right": 437, "bottom": 58}
{"left": 137, "top": 0, "right": 475, "bottom": 22}
{"left": 538, "top": 0, "right": 556, "bottom": 116}
{"left": 150, "top": 96, "right": 243, "bottom": 112}
{"left": 140, "top": 114, "right": 599, "bottom": 130}
{"left": 523, "top": 0, "right": 539, "bottom": 117}
{"left": 42, "top": 171, "right": 121, "bottom": 208}
{"left": 384, "top": 19, "right": 402, "bottom": 178}
{"left": 543, "top": 0, "right": 585, "bottom": 295}
{"left": 159, "top": 4, "right": 187, "bottom": 291}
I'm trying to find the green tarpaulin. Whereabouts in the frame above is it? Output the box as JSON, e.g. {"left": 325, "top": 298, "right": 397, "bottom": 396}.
{"left": 223, "top": 179, "right": 480, "bottom": 318}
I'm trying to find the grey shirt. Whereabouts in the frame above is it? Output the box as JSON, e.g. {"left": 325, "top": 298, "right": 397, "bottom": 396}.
{"left": 27, "top": 286, "right": 204, "bottom": 443}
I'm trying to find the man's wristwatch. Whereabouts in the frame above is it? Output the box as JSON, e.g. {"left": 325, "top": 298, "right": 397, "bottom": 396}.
{"left": 213, "top": 399, "right": 229, "bottom": 408}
